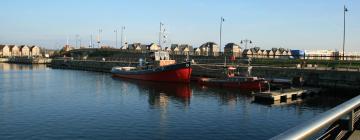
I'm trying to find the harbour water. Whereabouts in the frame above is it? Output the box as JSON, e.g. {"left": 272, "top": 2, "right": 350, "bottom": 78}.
{"left": 0, "top": 63, "right": 352, "bottom": 140}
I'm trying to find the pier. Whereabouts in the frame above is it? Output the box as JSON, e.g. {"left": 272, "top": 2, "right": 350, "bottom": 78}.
{"left": 253, "top": 87, "right": 321, "bottom": 104}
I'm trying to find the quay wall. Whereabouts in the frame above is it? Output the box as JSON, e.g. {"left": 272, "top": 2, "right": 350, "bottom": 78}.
{"left": 192, "top": 65, "right": 360, "bottom": 90}
{"left": 0, "top": 58, "right": 9, "bottom": 62}
{"left": 7, "top": 57, "right": 52, "bottom": 64}
{"left": 50, "top": 59, "right": 360, "bottom": 91}
{"left": 50, "top": 59, "right": 138, "bottom": 72}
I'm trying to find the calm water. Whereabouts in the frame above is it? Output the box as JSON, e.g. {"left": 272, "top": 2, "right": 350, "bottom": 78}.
{"left": 0, "top": 63, "right": 351, "bottom": 140}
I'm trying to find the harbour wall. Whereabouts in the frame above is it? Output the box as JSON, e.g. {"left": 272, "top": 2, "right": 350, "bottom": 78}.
{"left": 50, "top": 59, "right": 360, "bottom": 91}
{"left": 5, "top": 57, "right": 52, "bottom": 64}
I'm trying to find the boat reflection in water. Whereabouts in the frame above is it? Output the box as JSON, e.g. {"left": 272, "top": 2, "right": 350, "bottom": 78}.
{"left": 112, "top": 78, "right": 192, "bottom": 108}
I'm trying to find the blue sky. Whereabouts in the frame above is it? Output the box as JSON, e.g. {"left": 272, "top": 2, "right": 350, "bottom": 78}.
{"left": 0, "top": 0, "right": 359, "bottom": 51}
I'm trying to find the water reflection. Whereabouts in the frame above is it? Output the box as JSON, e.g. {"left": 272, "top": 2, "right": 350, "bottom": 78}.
{"left": 112, "top": 78, "right": 191, "bottom": 108}
{"left": 0, "top": 63, "right": 47, "bottom": 71}
{"left": 192, "top": 85, "right": 254, "bottom": 106}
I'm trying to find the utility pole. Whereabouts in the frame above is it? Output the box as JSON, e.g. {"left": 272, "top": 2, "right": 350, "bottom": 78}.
{"left": 343, "top": 5, "right": 348, "bottom": 60}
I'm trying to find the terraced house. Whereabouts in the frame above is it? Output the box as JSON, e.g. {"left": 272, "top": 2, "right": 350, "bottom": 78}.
{"left": 0, "top": 45, "right": 11, "bottom": 57}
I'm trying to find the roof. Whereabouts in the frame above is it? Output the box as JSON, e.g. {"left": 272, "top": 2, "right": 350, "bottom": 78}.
{"left": 140, "top": 45, "right": 148, "bottom": 50}
{"left": 0, "top": 45, "right": 6, "bottom": 50}
{"left": 19, "top": 45, "right": 29, "bottom": 49}
{"left": 225, "top": 43, "right": 240, "bottom": 48}
{"left": 179, "top": 44, "right": 193, "bottom": 51}
{"left": 200, "top": 42, "right": 218, "bottom": 48}
{"left": 171, "top": 44, "right": 179, "bottom": 50}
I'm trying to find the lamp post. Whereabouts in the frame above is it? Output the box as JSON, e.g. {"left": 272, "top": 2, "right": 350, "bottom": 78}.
{"left": 90, "top": 35, "right": 93, "bottom": 48}
{"left": 220, "top": 17, "right": 225, "bottom": 52}
{"left": 121, "top": 26, "right": 125, "bottom": 49}
{"left": 114, "top": 29, "right": 118, "bottom": 48}
{"left": 97, "top": 29, "right": 102, "bottom": 48}
{"left": 342, "top": 5, "right": 348, "bottom": 60}
{"left": 75, "top": 34, "right": 79, "bottom": 48}
{"left": 240, "top": 39, "right": 252, "bottom": 49}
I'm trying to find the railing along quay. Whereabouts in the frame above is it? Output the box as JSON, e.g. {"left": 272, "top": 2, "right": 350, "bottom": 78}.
{"left": 271, "top": 95, "right": 360, "bottom": 140}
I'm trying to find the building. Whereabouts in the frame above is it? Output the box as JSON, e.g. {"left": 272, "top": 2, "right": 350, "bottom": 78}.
{"left": 305, "top": 50, "right": 339, "bottom": 60}
{"left": 242, "top": 49, "right": 253, "bottom": 58}
{"left": 120, "top": 43, "right": 129, "bottom": 50}
{"left": 179, "top": 44, "right": 193, "bottom": 55}
{"left": 19, "top": 45, "right": 30, "bottom": 56}
{"left": 0, "top": 45, "right": 11, "bottom": 57}
{"left": 164, "top": 47, "right": 172, "bottom": 52}
{"left": 30, "top": 45, "right": 41, "bottom": 56}
{"left": 62, "top": 45, "right": 74, "bottom": 52}
{"left": 170, "top": 44, "right": 180, "bottom": 55}
{"left": 251, "top": 47, "right": 260, "bottom": 58}
{"left": 9, "top": 45, "right": 20, "bottom": 56}
{"left": 199, "top": 42, "right": 220, "bottom": 56}
{"left": 193, "top": 48, "right": 201, "bottom": 56}
{"left": 224, "top": 43, "right": 242, "bottom": 57}
{"left": 128, "top": 43, "right": 142, "bottom": 51}
{"left": 267, "top": 50, "right": 274, "bottom": 58}
{"left": 148, "top": 43, "right": 161, "bottom": 51}
{"left": 258, "top": 50, "right": 266, "bottom": 58}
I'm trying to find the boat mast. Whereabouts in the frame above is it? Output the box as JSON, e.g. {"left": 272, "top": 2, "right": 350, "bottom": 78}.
{"left": 159, "top": 22, "right": 163, "bottom": 49}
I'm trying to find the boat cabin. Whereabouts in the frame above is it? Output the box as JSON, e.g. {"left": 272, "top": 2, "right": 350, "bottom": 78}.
{"left": 226, "top": 66, "right": 236, "bottom": 77}
{"left": 149, "top": 51, "right": 176, "bottom": 67}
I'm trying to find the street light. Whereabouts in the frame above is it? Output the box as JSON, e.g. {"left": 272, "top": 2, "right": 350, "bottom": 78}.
{"left": 75, "top": 34, "right": 79, "bottom": 48}
{"left": 114, "top": 29, "right": 118, "bottom": 48}
{"left": 220, "top": 17, "right": 225, "bottom": 52}
{"left": 121, "top": 26, "right": 125, "bottom": 49}
{"left": 240, "top": 39, "right": 253, "bottom": 49}
{"left": 342, "top": 5, "right": 348, "bottom": 60}
{"left": 97, "top": 29, "right": 102, "bottom": 48}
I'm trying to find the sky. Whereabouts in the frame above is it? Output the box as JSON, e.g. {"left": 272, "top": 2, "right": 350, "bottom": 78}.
{"left": 0, "top": 0, "right": 359, "bottom": 52}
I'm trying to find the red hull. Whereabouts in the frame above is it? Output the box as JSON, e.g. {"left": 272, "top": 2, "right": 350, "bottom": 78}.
{"left": 113, "top": 67, "right": 192, "bottom": 83}
{"left": 196, "top": 78, "right": 267, "bottom": 91}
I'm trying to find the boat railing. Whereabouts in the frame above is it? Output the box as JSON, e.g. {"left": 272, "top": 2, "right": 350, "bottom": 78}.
{"left": 271, "top": 95, "right": 360, "bottom": 140}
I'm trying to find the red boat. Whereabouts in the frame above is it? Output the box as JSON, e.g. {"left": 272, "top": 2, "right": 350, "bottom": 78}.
{"left": 111, "top": 51, "right": 192, "bottom": 83}
{"left": 195, "top": 66, "right": 268, "bottom": 91}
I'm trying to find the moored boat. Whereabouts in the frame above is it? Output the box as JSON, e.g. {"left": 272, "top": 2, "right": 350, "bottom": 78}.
{"left": 197, "top": 76, "right": 268, "bottom": 91}
{"left": 111, "top": 51, "right": 192, "bottom": 83}
{"left": 194, "top": 58, "right": 268, "bottom": 91}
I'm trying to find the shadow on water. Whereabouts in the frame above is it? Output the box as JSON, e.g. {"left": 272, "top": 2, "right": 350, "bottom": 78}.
{"left": 111, "top": 77, "right": 191, "bottom": 108}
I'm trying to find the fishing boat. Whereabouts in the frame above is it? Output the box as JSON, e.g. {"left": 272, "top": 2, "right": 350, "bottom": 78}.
{"left": 195, "top": 58, "right": 268, "bottom": 91}
{"left": 111, "top": 51, "right": 192, "bottom": 83}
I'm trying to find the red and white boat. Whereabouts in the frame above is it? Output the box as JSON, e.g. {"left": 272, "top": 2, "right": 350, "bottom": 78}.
{"left": 194, "top": 62, "right": 268, "bottom": 91}
{"left": 111, "top": 51, "right": 192, "bottom": 83}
